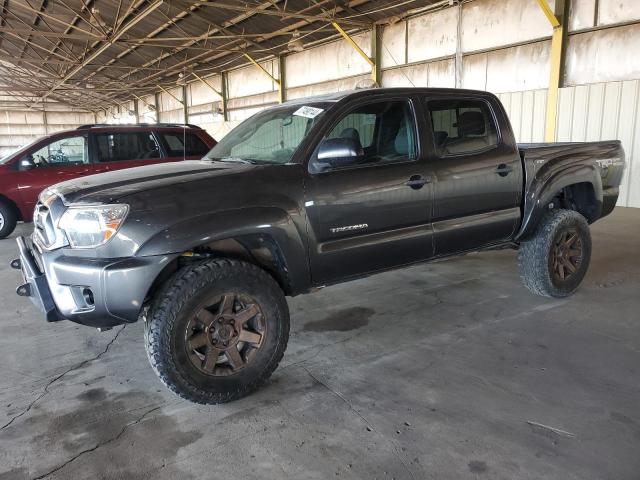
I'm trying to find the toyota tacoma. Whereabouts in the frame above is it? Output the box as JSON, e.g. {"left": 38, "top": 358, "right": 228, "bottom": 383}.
{"left": 12, "top": 88, "right": 625, "bottom": 403}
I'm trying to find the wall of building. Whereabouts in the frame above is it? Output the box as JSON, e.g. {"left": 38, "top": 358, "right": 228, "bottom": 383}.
{"left": 0, "top": 102, "right": 94, "bottom": 158}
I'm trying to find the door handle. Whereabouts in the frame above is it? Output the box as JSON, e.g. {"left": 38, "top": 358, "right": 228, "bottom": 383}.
{"left": 495, "top": 164, "right": 513, "bottom": 177}
{"left": 405, "top": 175, "right": 431, "bottom": 190}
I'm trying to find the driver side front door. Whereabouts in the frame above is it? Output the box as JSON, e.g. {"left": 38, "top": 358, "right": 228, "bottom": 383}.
{"left": 17, "top": 133, "right": 92, "bottom": 213}
{"left": 304, "top": 97, "right": 434, "bottom": 285}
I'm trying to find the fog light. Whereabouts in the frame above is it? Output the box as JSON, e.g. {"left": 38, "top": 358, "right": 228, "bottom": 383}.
{"left": 82, "top": 288, "right": 94, "bottom": 306}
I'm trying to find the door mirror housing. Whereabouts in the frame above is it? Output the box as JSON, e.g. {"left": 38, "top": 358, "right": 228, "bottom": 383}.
{"left": 313, "top": 137, "right": 364, "bottom": 172}
{"left": 20, "top": 155, "right": 35, "bottom": 170}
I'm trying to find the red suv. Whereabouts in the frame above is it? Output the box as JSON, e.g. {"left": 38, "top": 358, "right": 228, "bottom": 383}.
{"left": 0, "top": 123, "right": 216, "bottom": 239}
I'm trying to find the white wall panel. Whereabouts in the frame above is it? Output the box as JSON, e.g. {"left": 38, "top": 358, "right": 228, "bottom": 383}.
{"left": 381, "top": 21, "right": 406, "bottom": 68}
{"left": 598, "top": 0, "right": 640, "bottom": 25}
{"left": 227, "top": 59, "right": 277, "bottom": 98}
{"left": 189, "top": 76, "right": 222, "bottom": 106}
{"left": 566, "top": 25, "right": 640, "bottom": 85}
{"left": 286, "top": 75, "right": 369, "bottom": 100}
{"left": 159, "top": 87, "right": 183, "bottom": 112}
{"left": 485, "top": 41, "right": 551, "bottom": 92}
{"left": 407, "top": 7, "right": 457, "bottom": 63}
{"left": 286, "top": 32, "right": 371, "bottom": 88}
{"left": 555, "top": 81, "right": 640, "bottom": 207}
{"left": 569, "top": 0, "right": 596, "bottom": 31}
{"left": 382, "top": 59, "right": 455, "bottom": 89}
{"left": 462, "top": 0, "right": 554, "bottom": 53}
{"left": 462, "top": 53, "right": 487, "bottom": 90}
{"left": 496, "top": 89, "right": 546, "bottom": 143}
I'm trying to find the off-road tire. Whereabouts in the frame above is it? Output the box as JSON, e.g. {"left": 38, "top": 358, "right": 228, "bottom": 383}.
{"left": 518, "top": 209, "right": 591, "bottom": 298}
{"left": 0, "top": 201, "right": 17, "bottom": 239}
{"left": 144, "top": 258, "right": 290, "bottom": 404}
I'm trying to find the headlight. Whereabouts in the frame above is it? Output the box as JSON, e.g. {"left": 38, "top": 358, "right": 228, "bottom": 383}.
{"left": 58, "top": 204, "right": 129, "bottom": 248}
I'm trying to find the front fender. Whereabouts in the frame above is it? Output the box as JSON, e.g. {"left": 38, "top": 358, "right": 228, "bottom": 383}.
{"left": 135, "top": 207, "right": 310, "bottom": 294}
{"left": 516, "top": 163, "right": 603, "bottom": 240}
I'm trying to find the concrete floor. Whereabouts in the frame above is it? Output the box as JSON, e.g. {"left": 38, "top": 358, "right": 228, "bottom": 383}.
{"left": 0, "top": 208, "right": 639, "bottom": 480}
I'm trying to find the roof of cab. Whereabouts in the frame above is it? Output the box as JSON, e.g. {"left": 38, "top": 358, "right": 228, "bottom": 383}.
{"left": 282, "top": 87, "right": 495, "bottom": 106}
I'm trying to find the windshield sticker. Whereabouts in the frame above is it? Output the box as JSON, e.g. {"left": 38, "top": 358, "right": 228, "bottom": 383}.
{"left": 293, "top": 106, "right": 324, "bottom": 119}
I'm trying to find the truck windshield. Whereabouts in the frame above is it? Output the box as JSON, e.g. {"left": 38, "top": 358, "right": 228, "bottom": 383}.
{"left": 204, "top": 103, "right": 329, "bottom": 164}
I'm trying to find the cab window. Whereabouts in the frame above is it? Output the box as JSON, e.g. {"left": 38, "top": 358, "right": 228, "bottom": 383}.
{"left": 426, "top": 99, "right": 498, "bottom": 156}
{"left": 27, "top": 136, "right": 88, "bottom": 168}
{"left": 312, "top": 100, "right": 417, "bottom": 172}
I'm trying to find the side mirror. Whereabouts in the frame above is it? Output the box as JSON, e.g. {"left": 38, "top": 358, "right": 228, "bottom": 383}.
{"left": 315, "top": 137, "right": 364, "bottom": 170}
{"left": 20, "top": 156, "right": 35, "bottom": 170}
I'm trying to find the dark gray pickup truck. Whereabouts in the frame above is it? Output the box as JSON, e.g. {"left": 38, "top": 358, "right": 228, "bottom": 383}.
{"left": 13, "top": 88, "right": 625, "bottom": 403}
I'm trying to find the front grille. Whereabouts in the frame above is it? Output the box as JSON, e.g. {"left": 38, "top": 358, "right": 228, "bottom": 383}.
{"left": 33, "top": 202, "right": 56, "bottom": 248}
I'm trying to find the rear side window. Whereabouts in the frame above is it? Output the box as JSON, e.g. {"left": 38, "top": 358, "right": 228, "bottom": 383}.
{"left": 161, "top": 132, "right": 210, "bottom": 157}
{"left": 95, "top": 132, "right": 160, "bottom": 162}
{"left": 426, "top": 99, "right": 498, "bottom": 156}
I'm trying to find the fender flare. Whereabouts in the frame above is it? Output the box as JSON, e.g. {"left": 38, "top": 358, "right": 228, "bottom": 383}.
{"left": 516, "top": 163, "right": 603, "bottom": 241}
{"left": 136, "top": 207, "right": 310, "bottom": 294}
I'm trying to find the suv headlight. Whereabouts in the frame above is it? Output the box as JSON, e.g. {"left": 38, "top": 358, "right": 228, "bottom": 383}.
{"left": 58, "top": 204, "right": 129, "bottom": 248}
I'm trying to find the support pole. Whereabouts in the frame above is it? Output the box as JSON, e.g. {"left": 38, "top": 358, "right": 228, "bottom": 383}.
{"left": 455, "top": 1, "right": 463, "bottom": 88}
{"left": 133, "top": 97, "right": 139, "bottom": 123}
{"left": 537, "top": 0, "right": 568, "bottom": 141}
{"left": 221, "top": 71, "right": 229, "bottom": 122}
{"left": 278, "top": 55, "right": 286, "bottom": 103}
{"left": 370, "top": 24, "right": 381, "bottom": 86}
{"left": 182, "top": 85, "right": 189, "bottom": 124}
{"left": 154, "top": 92, "right": 160, "bottom": 124}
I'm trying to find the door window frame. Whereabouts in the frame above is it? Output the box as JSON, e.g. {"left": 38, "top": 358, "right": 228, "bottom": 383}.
{"left": 424, "top": 95, "right": 502, "bottom": 159}
{"left": 307, "top": 96, "right": 422, "bottom": 174}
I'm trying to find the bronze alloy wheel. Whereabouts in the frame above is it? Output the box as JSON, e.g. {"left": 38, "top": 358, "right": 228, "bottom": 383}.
{"left": 185, "top": 293, "right": 266, "bottom": 376}
{"left": 549, "top": 228, "right": 583, "bottom": 282}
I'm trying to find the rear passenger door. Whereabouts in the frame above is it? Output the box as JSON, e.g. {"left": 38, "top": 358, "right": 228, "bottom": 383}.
{"left": 91, "top": 131, "right": 164, "bottom": 171}
{"left": 425, "top": 96, "right": 522, "bottom": 255}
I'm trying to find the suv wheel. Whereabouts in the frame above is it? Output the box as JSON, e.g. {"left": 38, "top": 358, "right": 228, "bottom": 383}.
{"left": 518, "top": 209, "right": 591, "bottom": 298}
{"left": 144, "top": 258, "right": 289, "bottom": 404}
{"left": 0, "top": 201, "right": 17, "bottom": 240}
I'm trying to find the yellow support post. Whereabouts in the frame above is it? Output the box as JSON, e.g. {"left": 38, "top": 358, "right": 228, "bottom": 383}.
{"left": 332, "top": 22, "right": 377, "bottom": 82}
{"left": 537, "top": 0, "right": 566, "bottom": 142}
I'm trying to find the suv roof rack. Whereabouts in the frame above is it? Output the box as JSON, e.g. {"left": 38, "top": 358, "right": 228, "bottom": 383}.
{"left": 76, "top": 123, "right": 201, "bottom": 130}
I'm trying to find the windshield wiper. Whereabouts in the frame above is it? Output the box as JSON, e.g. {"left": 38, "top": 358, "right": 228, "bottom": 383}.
{"left": 209, "top": 157, "right": 255, "bottom": 164}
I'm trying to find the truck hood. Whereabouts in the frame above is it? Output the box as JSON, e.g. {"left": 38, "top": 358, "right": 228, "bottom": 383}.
{"left": 49, "top": 160, "right": 256, "bottom": 205}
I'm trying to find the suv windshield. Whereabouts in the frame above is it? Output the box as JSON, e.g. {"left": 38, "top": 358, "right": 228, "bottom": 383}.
{"left": 204, "top": 103, "right": 330, "bottom": 164}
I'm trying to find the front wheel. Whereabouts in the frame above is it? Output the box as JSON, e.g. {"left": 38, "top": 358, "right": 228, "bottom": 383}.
{"left": 144, "top": 258, "right": 290, "bottom": 404}
{"left": 0, "top": 201, "right": 17, "bottom": 240}
{"left": 518, "top": 209, "right": 592, "bottom": 298}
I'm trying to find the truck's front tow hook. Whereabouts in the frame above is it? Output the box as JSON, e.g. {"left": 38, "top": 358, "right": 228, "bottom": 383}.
{"left": 16, "top": 283, "right": 31, "bottom": 297}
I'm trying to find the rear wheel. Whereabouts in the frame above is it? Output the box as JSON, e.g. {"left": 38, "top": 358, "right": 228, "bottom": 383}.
{"left": 518, "top": 209, "right": 591, "bottom": 298}
{"left": 144, "top": 258, "right": 289, "bottom": 404}
{"left": 0, "top": 201, "right": 17, "bottom": 240}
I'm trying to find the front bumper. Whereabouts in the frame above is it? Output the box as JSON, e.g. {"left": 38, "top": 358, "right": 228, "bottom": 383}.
{"left": 13, "top": 236, "right": 175, "bottom": 328}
